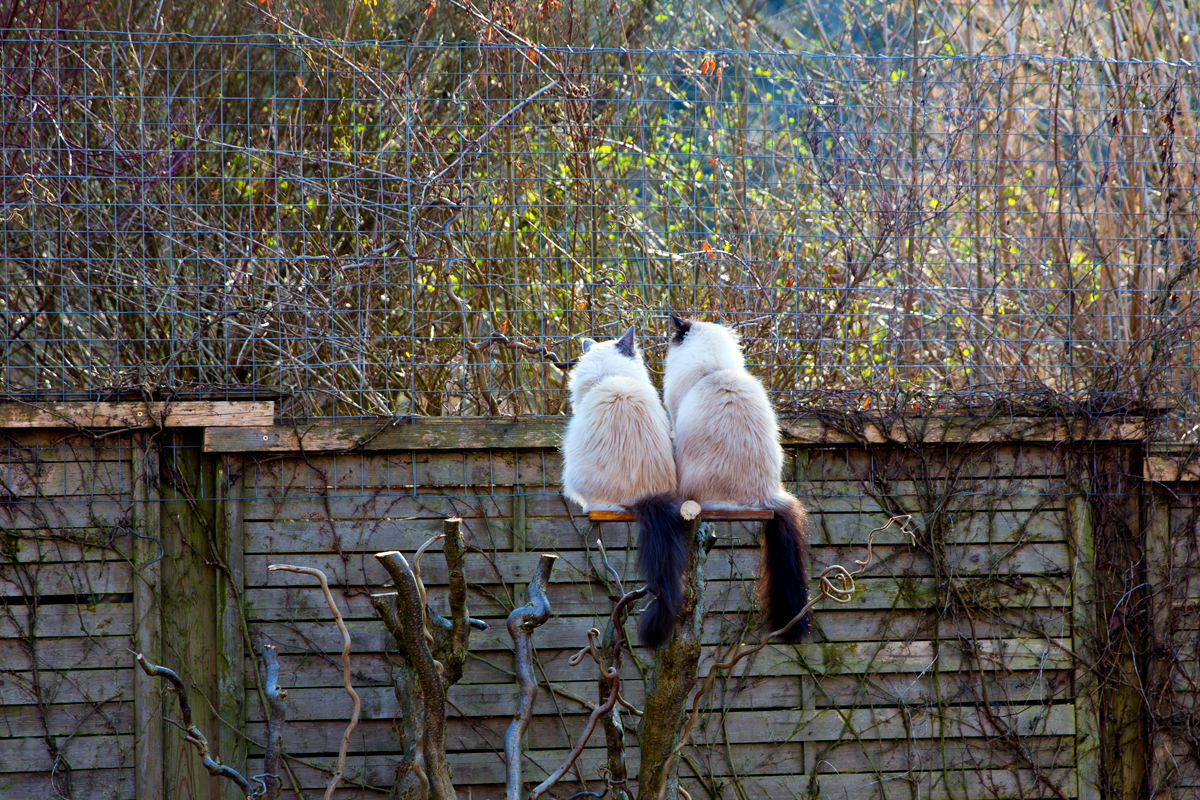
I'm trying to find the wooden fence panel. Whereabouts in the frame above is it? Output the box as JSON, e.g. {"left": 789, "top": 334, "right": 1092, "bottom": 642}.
{"left": 235, "top": 439, "right": 1083, "bottom": 800}
{"left": 0, "top": 430, "right": 142, "bottom": 800}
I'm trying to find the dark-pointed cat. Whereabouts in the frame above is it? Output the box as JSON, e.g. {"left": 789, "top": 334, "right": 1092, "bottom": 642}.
{"left": 663, "top": 317, "right": 812, "bottom": 639}
{"left": 561, "top": 326, "right": 687, "bottom": 648}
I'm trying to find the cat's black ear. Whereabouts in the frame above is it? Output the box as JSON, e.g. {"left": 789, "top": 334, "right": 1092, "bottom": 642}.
{"left": 615, "top": 325, "right": 636, "bottom": 358}
{"left": 581, "top": 338, "right": 596, "bottom": 354}
{"left": 670, "top": 315, "right": 692, "bottom": 345}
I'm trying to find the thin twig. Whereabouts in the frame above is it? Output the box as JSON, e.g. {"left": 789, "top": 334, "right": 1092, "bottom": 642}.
{"left": 267, "top": 565, "right": 360, "bottom": 800}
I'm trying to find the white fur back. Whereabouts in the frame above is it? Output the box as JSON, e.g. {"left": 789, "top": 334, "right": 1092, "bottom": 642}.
{"left": 664, "top": 321, "right": 786, "bottom": 506}
{"left": 561, "top": 339, "right": 677, "bottom": 510}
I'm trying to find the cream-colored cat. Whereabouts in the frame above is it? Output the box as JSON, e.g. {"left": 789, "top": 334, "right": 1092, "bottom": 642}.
{"left": 561, "top": 326, "right": 686, "bottom": 648}
{"left": 663, "top": 317, "right": 811, "bottom": 639}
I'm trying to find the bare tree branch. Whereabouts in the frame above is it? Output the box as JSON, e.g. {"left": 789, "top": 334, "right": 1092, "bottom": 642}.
{"left": 505, "top": 553, "right": 559, "bottom": 800}
{"left": 130, "top": 650, "right": 254, "bottom": 796}
{"left": 267, "top": 564, "right": 361, "bottom": 800}
{"left": 530, "top": 586, "right": 648, "bottom": 800}
{"left": 261, "top": 645, "right": 287, "bottom": 800}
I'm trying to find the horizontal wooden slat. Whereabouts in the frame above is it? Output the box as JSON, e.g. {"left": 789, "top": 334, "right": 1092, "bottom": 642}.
{"left": 1146, "top": 455, "right": 1200, "bottom": 482}
{"left": 0, "top": 603, "right": 132, "bottom": 638}
{"left": 244, "top": 715, "right": 1074, "bottom": 772}
{"left": 243, "top": 549, "right": 1070, "bottom": 594}
{"left": 0, "top": 461, "right": 132, "bottom": 499}
{"left": 205, "top": 417, "right": 1142, "bottom": 454}
{"left": 5, "top": 536, "right": 134, "bottom": 563}
{"left": 4, "top": 733, "right": 134, "bottom": 771}
{"left": 0, "top": 669, "right": 132, "bottom": 706}
{"left": 0, "top": 500, "right": 137, "bottom": 530}
{"left": 249, "top": 736, "right": 1075, "bottom": 788}
{"left": 0, "top": 703, "right": 135, "bottom": 738}
{"left": 0, "top": 561, "right": 133, "bottom": 597}
{"left": 239, "top": 506, "right": 1066, "bottom": 554}
{"left": 0, "top": 770, "right": 134, "bottom": 799}
{"left": 206, "top": 419, "right": 563, "bottom": 452}
{"left": 0, "top": 636, "right": 134, "bottom": 673}
{"left": 0, "top": 401, "right": 274, "bottom": 429}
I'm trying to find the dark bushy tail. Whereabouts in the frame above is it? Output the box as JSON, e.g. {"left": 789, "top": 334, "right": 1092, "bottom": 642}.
{"left": 761, "top": 495, "right": 812, "bottom": 641}
{"left": 632, "top": 493, "right": 686, "bottom": 650}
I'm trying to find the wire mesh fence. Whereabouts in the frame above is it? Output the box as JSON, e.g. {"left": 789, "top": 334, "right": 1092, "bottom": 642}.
{"left": 3, "top": 32, "right": 1198, "bottom": 430}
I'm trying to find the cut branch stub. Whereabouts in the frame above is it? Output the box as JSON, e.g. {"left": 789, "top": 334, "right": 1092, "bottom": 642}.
{"left": 376, "top": 548, "right": 457, "bottom": 800}
{"left": 505, "top": 553, "right": 558, "bottom": 800}
{"left": 261, "top": 645, "right": 287, "bottom": 800}
{"left": 636, "top": 512, "right": 708, "bottom": 800}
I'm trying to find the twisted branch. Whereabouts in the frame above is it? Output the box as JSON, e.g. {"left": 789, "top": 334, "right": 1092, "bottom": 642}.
{"left": 505, "top": 553, "right": 559, "bottom": 800}
{"left": 267, "top": 564, "right": 360, "bottom": 800}
{"left": 131, "top": 650, "right": 254, "bottom": 796}
{"left": 530, "top": 587, "right": 648, "bottom": 800}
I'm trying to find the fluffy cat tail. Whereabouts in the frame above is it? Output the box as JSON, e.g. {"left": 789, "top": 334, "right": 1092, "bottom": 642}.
{"left": 632, "top": 493, "right": 687, "bottom": 650}
{"left": 761, "top": 494, "right": 812, "bottom": 641}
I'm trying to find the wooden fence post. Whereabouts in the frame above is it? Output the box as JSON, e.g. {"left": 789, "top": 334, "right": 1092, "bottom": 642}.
{"left": 1144, "top": 476, "right": 1173, "bottom": 797}
{"left": 132, "top": 433, "right": 163, "bottom": 800}
{"left": 1069, "top": 477, "right": 1101, "bottom": 800}
{"left": 217, "top": 454, "right": 247, "bottom": 800}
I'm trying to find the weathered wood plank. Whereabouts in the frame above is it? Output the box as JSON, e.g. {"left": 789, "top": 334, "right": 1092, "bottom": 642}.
{"left": 0, "top": 669, "right": 133, "bottom": 706}
{"left": 1069, "top": 485, "right": 1101, "bottom": 800}
{"left": 250, "top": 750, "right": 1075, "bottom": 793}
{"left": 248, "top": 609, "right": 1071, "bottom": 667}
{"left": 0, "top": 461, "right": 133, "bottom": 499}
{"left": 1146, "top": 456, "right": 1200, "bottom": 483}
{"left": 0, "top": 703, "right": 136, "bottom": 738}
{"left": 0, "top": 635, "right": 134, "bottom": 673}
{"left": 0, "top": 602, "right": 133, "bottom": 638}
{"left": 240, "top": 451, "right": 555, "bottom": 490}
{"left": 131, "top": 435, "right": 162, "bottom": 800}
{"left": 0, "top": 429, "right": 134, "bottom": 458}
{"left": 0, "top": 561, "right": 133, "bottom": 596}
{"left": 245, "top": 576, "right": 1071, "bottom": 625}
{"left": 794, "top": 445, "right": 1068, "bottom": 482}
{"left": 216, "top": 456, "right": 247, "bottom": 800}
{"left": 241, "top": 718, "right": 1075, "bottom": 770}
{"left": 0, "top": 770, "right": 135, "bottom": 799}
{"left": 0, "top": 401, "right": 274, "bottom": 429}
{"left": 5, "top": 536, "right": 135, "bottom": 563}
{"left": 205, "top": 419, "right": 564, "bottom": 452}
{"left": 4, "top": 734, "right": 135, "bottom": 771}
{"left": 246, "top": 699, "right": 1073, "bottom": 743}
{"left": 0, "top": 500, "right": 139, "bottom": 530}
{"left": 257, "top": 641, "right": 1069, "bottom": 699}
{"left": 783, "top": 415, "right": 1142, "bottom": 445}
{"left": 204, "top": 417, "right": 1142, "bottom": 454}
{"left": 239, "top": 506, "right": 1067, "bottom": 553}
{"left": 241, "top": 548, "right": 1072, "bottom": 594}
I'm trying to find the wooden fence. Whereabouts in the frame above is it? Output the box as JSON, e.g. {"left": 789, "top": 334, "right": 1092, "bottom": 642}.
{"left": 2, "top": 404, "right": 1197, "bottom": 799}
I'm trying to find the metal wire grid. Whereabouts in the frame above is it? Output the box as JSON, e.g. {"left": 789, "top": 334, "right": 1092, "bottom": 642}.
{"left": 2, "top": 34, "right": 1198, "bottom": 428}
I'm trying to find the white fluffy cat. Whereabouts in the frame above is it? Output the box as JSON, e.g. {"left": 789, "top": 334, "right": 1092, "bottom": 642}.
{"left": 663, "top": 317, "right": 812, "bottom": 639}
{"left": 561, "top": 326, "right": 687, "bottom": 648}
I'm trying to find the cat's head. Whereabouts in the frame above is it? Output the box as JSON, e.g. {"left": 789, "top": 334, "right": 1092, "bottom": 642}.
{"left": 567, "top": 326, "right": 652, "bottom": 403}
{"left": 665, "top": 315, "right": 744, "bottom": 375}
